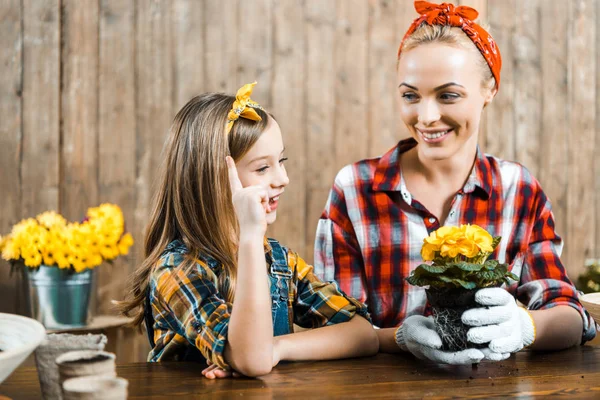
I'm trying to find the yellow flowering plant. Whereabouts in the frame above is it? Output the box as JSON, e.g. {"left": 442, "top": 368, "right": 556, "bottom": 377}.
{"left": 407, "top": 224, "right": 518, "bottom": 351}
{"left": 0, "top": 204, "right": 134, "bottom": 273}
{"left": 406, "top": 224, "right": 518, "bottom": 290}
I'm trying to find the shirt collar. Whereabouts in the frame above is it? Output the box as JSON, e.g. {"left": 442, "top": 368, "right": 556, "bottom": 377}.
{"left": 372, "top": 138, "right": 492, "bottom": 199}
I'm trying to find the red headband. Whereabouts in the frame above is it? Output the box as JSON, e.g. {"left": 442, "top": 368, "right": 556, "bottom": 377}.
{"left": 398, "top": 1, "right": 501, "bottom": 89}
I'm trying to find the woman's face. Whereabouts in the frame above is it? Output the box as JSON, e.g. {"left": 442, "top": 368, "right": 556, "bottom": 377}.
{"left": 235, "top": 118, "right": 289, "bottom": 225}
{"left": 396, "top": 42, "right": 496, "bottom": 162}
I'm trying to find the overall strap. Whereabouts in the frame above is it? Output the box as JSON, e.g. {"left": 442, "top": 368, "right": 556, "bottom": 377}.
{"left": 267, "top": 239, "right": 294, "bottom": 335}
{"left": 144, "top": 291, "right": 156, "bottom": 348}
{"left": 268, "top": 238, "right": 292, "bottom": 278}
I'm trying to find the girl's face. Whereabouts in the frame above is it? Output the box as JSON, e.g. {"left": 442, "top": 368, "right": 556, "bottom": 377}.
{"left": 236, "top": 118, "right": 289, "bottom": 225}
{"left": 396, "top": 42, "right": 496, "bottom": 162}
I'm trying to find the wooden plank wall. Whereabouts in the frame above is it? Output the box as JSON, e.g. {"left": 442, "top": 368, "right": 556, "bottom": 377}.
{"left": 0, "top": 0, "right": 598, "bottom": 361}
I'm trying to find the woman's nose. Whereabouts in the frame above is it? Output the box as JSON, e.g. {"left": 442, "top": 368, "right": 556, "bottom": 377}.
{"left": 418, "top": 99, "right": 440, "bottom": 126}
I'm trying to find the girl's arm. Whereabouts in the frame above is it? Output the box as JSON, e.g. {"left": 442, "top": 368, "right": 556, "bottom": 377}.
{"left": 275, "top": 315, "right": 378, "bottom": 362}
{"left": 223, "top": 157, "right": 273, "bottom": 377}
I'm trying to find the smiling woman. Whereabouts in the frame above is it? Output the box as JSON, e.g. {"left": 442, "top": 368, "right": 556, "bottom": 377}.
{"left": 314, "top": 0, "right": 596, "bottom": 366}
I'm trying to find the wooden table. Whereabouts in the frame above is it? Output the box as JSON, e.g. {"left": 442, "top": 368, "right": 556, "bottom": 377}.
{"left": 2, "top": 344, "right": 599, "bottom": 399}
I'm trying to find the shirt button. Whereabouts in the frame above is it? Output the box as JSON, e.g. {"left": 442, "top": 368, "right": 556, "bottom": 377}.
{"left": 450, "top": 211, "right": 455, "bottom": 217}
{"left": 428, "top": 217, "right": 436, "bottom": 223}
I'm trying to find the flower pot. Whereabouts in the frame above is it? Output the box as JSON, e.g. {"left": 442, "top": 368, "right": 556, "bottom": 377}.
{"left": 426, "top": 287, "right": 487, "bottom": 352}
{"left": 23, "top": 265, "right": 95, "bottom": 329}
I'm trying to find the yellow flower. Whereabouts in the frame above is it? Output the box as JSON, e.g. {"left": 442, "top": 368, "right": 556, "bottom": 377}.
{"left": 421, "top": 224, "right": 496, "bottom": 262}
{"left": 37, "top": 211, "right": 67, "bottom": 229}
{"left": 462, "top": 224, "right": 494, "bottom": 253}
{"left": 118, "top": 233, "right": 134, "bottom": 255}
{"left": 2, "top": 239, "right": 20, "bottom": 261}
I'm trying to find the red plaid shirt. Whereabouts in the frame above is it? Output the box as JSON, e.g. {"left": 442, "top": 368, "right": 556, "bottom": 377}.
{"left": 314, "top": 139, "right": 596, "bottom": 342}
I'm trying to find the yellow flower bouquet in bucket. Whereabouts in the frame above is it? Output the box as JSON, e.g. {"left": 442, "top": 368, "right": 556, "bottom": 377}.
{"left": 406, "top": 224, "right": 517, "bottom": 351}
{"left": 0, "top": 204, "right": 134, "bottom": 329}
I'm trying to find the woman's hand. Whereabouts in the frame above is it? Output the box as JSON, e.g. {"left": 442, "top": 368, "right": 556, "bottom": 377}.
{"left": 201, "top": 360, "right": 241, "bottom": 380}
{"left": 395, "top": 315, "right": 486, "bottom": 365}
{"left": 226, "top": 156, "right": 270, "bottom": 237}
{"left": 462, "top": 287, "right": 535, "bottom": 358}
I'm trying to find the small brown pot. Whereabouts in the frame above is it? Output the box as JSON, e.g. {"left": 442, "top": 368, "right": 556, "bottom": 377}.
{"left": 425, "top": 287, "right": 486, "bottom": 352}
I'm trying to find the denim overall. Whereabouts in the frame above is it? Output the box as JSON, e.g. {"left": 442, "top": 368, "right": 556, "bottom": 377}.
{"left": 144, "top": 239, "right": 294, "bottom": 362}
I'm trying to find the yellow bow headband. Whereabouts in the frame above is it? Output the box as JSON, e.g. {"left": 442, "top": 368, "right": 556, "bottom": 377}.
{"left": 225, "top": 82, "right": 265, "bottom": 134}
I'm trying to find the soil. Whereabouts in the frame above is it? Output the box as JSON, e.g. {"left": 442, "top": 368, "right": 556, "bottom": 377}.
{"left": 61, "top": 354, "right": 112, "bottom": 364}
{"left": 426, "top": 287, "right": 487, "bottom": 351}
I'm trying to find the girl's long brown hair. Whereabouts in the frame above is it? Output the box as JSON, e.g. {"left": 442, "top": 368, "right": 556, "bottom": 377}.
{"left": 117, "top": 93, "right": 269, "bottom": 329}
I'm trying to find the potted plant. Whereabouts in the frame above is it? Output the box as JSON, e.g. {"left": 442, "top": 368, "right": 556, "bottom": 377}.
{"left": 406, "top": 224, "right": 518, "bottom": 351}
{"left": 0, "top": 204, "right": 134, "bottom": 329}
{"left": 577, "top": 259, "right": 600, "bottom": 294}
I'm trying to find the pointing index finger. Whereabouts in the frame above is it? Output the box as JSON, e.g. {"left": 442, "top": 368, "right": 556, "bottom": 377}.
{"left": 226, "top": 156, "right": 243, "bottom": 193}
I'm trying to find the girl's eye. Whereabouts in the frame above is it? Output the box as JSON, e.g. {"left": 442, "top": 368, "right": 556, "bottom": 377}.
{"left": 256, "top": 166, "right": 269, "bottom": 173}
{"left": 279, "top": 157, "right": 288, "bottom": 164}
{"left": 401, "top": 92, "right": 419, "bottom": 102}
{"left": 440, "top": 92, "right": 460, "bottom": 101}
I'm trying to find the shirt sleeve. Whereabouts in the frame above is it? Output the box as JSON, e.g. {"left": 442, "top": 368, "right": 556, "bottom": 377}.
{"left": 289, "top": 249, "right": 371, "bottom": 328}
{"left": 514, "top": 181, "right": 597, "bottom": 343}
{"left": 314, "top": 170, "right": 369, "bottom": 305}
{"left": 151, "top": 257, "right": 233, "bottom": 369}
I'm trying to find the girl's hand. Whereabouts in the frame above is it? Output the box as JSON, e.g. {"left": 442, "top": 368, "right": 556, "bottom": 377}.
{"left": 202, "top": 360, "right": 241, "bottom": 379}
{"left": 226, "top": 156, "right": 270, "bottom": 237}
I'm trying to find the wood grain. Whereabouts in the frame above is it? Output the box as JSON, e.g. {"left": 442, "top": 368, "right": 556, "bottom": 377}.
{"left": 368, "top": 0, "right": 400, "bottom": 157}
{"left": 567, "top": 0, "right": 597, "bottom": 279}
{"left": 268, "top": 0, "right": 307, "bottom": 255}
{"left": 483, "top": 0, "right": 516, "bottom": 160}
{"left": 60, "top": 0, "right": 99, "bottom": 222}
{"left": 305, "top": 0, "right": 337, "bottom": 262}
{"left": 0, "top": 0, "right": 22, "bottom": 314}
{"left": 3, "top": 344, "right": 599, "bottom": 399}
{"left": 20, "top": 0, "right": 61, "bottom": 315}
{"left": 97, "top": 0, "right": 136, "bottom": 322}
{"left": 539, "top": 0, "right": 569, "bottom": 252}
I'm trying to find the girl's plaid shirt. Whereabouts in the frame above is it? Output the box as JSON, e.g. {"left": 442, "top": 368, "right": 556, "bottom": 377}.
{"left": 314, "top": 138, "right": 596, "bottom": 343}
{"left": 146, "top": 239, "right": 370, "bottom": 369}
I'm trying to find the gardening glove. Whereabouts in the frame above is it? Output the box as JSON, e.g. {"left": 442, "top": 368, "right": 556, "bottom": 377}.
{"left": 462, "top": 287, "right": 536, "bottom": 358}
{"left": 395, "top": 315, "right": 486, "bottom": 365}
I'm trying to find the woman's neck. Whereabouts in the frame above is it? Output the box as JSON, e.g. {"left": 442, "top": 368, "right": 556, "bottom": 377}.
{"left": 405, "top": 139, "right": 478, "bottom": 190}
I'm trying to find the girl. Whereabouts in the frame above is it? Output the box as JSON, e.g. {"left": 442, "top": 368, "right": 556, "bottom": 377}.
{"left": 314, "top": 1, "right": 596, "bottom": 364}
{"left": 118, "top": 82, "right": 378, "bottom": 378}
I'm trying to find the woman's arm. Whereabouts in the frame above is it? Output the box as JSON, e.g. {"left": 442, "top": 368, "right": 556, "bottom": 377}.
{"left": 275, "top": 315, "right": 378, "bottom": 362}
{"left": 529, "top": 305, "right": 583, "bottom": 350}
{"left": 376, "top": 327, "right": 404, "bottom": 353}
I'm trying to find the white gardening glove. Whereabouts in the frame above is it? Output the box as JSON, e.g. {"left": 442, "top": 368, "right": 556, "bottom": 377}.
{"left": 395, "top": 315, "right": 486, "bottom": 365}
{"left": 462, "top": 287, "right": 536, "bottom": 359}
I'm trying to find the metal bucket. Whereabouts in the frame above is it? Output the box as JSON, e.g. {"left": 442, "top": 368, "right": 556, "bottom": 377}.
{"left": 24, "top": 266, "right": 95, "bottom": 329}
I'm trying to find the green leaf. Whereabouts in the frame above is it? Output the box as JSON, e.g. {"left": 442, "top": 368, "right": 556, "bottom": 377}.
{"left": 420, "top": 263, "right": 447, "bottom": 274}
{"left": 484, "top": 259, "right": 499, "bottom": 270}
{"left": 452, "top": 261, "right": 484, "bottom": 272}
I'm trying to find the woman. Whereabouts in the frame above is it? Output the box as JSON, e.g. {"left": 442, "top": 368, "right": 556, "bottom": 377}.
{"left": 314, "top": 1, "right": 596, "bottom": 364}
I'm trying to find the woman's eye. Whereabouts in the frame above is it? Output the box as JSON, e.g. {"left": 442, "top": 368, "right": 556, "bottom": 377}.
{"left": 256, "top": 166, "right": 269, "bottom": 173}
{"left": 279, "top": 157, "right": 288, "bottom": 164}
{"left": 401, "top": 92, "right": 419, "bottom": 102}
{"left": 440, "top": 93, "right": 460, "bottom": 101}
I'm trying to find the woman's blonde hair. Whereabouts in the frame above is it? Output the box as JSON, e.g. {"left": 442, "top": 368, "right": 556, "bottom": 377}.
{"left": 399, "top": 23, "right": 496, "bottom": 92}
{"left": 117, "top": 93, "right": 270, "bottom": 329}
